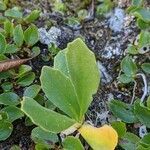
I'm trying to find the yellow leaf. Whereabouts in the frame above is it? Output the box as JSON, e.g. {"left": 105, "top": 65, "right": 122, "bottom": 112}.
{"left": 78, "top": 124, "right": 118, "bottom": 150}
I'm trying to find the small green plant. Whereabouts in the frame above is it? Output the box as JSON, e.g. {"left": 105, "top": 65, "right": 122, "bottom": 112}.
{"left": 127, "top": 0, "right": 150, "bottom": 30}
{"left": 21, "top": 38, "right": 118, "bottom": 150}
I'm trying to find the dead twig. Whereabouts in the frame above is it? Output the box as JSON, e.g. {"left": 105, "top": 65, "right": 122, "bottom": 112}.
{"left": 0, "top": 58, "right": 32, "bottom": 72}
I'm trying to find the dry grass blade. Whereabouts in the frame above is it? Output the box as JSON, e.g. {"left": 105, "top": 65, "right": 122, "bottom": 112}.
{"left": 0, "top": 58, "right": 31, "bottom": 72}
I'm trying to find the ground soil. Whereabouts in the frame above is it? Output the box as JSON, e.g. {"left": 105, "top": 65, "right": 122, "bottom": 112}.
{"left": 0, "top": 0, "right": 149, "bottom": 149}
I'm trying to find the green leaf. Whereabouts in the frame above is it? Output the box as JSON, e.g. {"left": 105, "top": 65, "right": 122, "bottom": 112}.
{"left": 118, "top": 74, "right": 134, "bottom": 84}
{"left": 40, "top": 66, "right": 80, "bottom": 121}
{"left": 1, "top": 82, "right": 13, "bottom": 91}
{"left": 109, "top": 100, "right": 137, "bottom": 123}
{"left": 54, "top": 50, "right": 69, "bottom": 76}
{"left": 127, "top": 45, "right": 138, "bottom": 55}
{"left": 132, "top": 0, "right": 143, "bottom": 6}
{"left": 141, "top": 63, "right": 150, "bottom": 74}
{"left": 2, "top": 106, "right": 24, "bottom": 122}
{"left": 137, "top": 18, "right": 150, "bottom": 30}
{"left": 13, "top": 24, "right": 24, "bottom": 47}
{"left": 55, "top": 38, "right": 100, "bottom": 116}
{"left": 0, "top": 33, "right": 6, "bottom": 53}
{"left": 4, "top": 7, "right": 22, "bottom": 19}
{"left": 0, "top": 111, "right": 8, "bottom": 121}
{"left": 17, "top": 72, "right": 35, "bottom": 87}
{"left": 24, "top": 24, "right": 39, "bottom": 46}
{"left": 121, "top": 55, "right": 137, "bottom": 77}
{"left": 0, "top": 120, "right": 13, "bottom": 141}
{"left": 31, "top": 46, "right": 40, "bottom": 57}
{"left": 63, "top": 136, "right": 84, "bottom": 150}
{"left": 4, "top": 20, "right": 14, "bottom": 37}
{"left": 139, "top": 133, "right": 150, "bottom": 148}
{"left": 0, "top": 1, "right": 6, "bottom": 10}
{"left": 24, "top": 10, "right": 40, "bottom": 23}
{"left": 134, "top": 101, "right": 150, "bottom": 128}
{"left": 147, "top": 96, "right": 150, "bottom": 108}
{"left": 0, "top": 92, "right": 20, "bottom": 105}
{"left": 136, "top": 145, "right": 150, "bottom": 150}
{"left": 133, "top": 8, "right": 150, "bottom": 22}
{"left": 31, "top": 127, "right": 58, "bottom": 148}
{"left": 120, "top": 132, "right": 140, "bottom": 150}
{"left": 21, "top": 97, "right": 77, "bottom": 133}
{"left": 138, "top": 31, "right": 150, "bottom": 49}
{"left": 17, "top": 65, "right": 32, "bottom": 78}
{"left": 5, "top": 44, "right": 18, "bottom": 54}
{"left": 24, "top": 84, "right": 41, "bottom": 98}
{"left": 111, "top": 121, "right": 126, "bottom": 138}
{"left": 35, "top": 144, "right": 49, "bottom": 150}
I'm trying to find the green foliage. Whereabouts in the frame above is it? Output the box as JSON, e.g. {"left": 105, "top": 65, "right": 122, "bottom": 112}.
{"left": 24, "top": 24, "right": 39, "bottom": 46}
{"left": 0, "top": 120, "right": 13, "bottom": 141}
{"left": 31, "top": 127, "right": 58, "bottom": 149}
{"left": 21, "top": 38, "right": 100, "bottom": 147}
{"left": 5, "top": 44, "right": 18, "bottom": 54}
{"left": 17, "top": 65, "right": 32, "bottom": 78}
{"left": 134, "top": 101, "right": 150, "bottom": 128}
{"left": 0, "top": 33, "right": 6, "bottom": 53}
{"left": 63, "top": 136, "right": 84, "bottom": 150}
{"left": 109, "top": 100, "right": 137, "bottom": 123}
{"left": 111, "top": 121, "right": 127, "bottom": 138}
{"left": 23, "top": 84, "right": 41, "bottom": 98}
{"left": 138, "top": 133, "right": 150, "bottom": 149}
{"left": 16, "top": 72, "right": 35, "bottom": 87}
{"left": 21, "top": 97, "right": 76, "bottom": 133}
{"left": 121, "top": 55, "right": 137, "bottom": 77}
{"left": 24, "top": 10, "right": 41, "bottom": 23}
{"left": 96, "top": 0, "right": 114, "bottom": 15}
{"left": 2, "top": 106, "right": 24, "bottom": 122}
{"left": 4, "top": 7, "right": 23, "bottom": 19}
{"left": 141, "top": 63, "right": 150, "bottom": 74}
{"left": 4, "top": 19, "right": 14, "bottom": 37}
{"left": 0, "top": 92, "right": 20, "bottom": 106}
{"left": 53, "top": 0, "right": 67, "bottom": 14}
{"left": 128, "top": 1, "right": 150, "bottom": 30}
{"left": 120, "top": 132, "right": 140, "bottom": 150}
{"left": 147, "top": 96, "right": 150, "bottom": 108}
{"left": 13, "top": 24, "right": 24, "bottom": 47}
{"left": 0, "top": 0, "right": 6, "bottom": 10}
{"left": 41, "top": 67, "right": 81, "bottom": 120}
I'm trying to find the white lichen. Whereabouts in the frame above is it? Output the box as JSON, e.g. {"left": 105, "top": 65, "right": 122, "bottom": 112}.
{"left": 109, "top": 8, "right": 125, "bottom": 32}
{"left": 38, "top": 26, "right": 61, "bottom": 45}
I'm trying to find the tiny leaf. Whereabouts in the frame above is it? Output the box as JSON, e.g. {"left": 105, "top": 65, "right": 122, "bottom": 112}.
{"left": 111, "top": 121, "right": 127, "bottom": 138}
{"left": 24, "top": 10, "right": 41, "bottom": 23}
{"left": 109, "top": 100, "right": 137, "bottom": 123}
{"left": 13, "top": 24, "right": 24, "bottom": 47}
{"left": 63, "top": 136, "right": 84, "bottom": 150}
{"left": 31, "top": 127, "right": 58, "bottom": 147}
{"left": 0, "top": 33, "right": 6, "bottom": 54}
{"left": 4, "top": 7, "right": 22, "bottom": 19}
{"left": 0, "top": 92, "right": 20, "bottom": 106}
{"left": 141, "top": 63, "right": 150, "bottom": 74}
{"left": 121, "top": 55, "right": 137, "bottom": 77}
{"left": 134, "top": 101, "right": 150, "bottom": 128}
{"left": 0, "top": 120, "right": 13, "bottom": 141}
{"left": 2, "top": 106, "right": 24, "bottom": 122}
{"left": 24, "top": 24, "right": 39, "bottom": 46}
